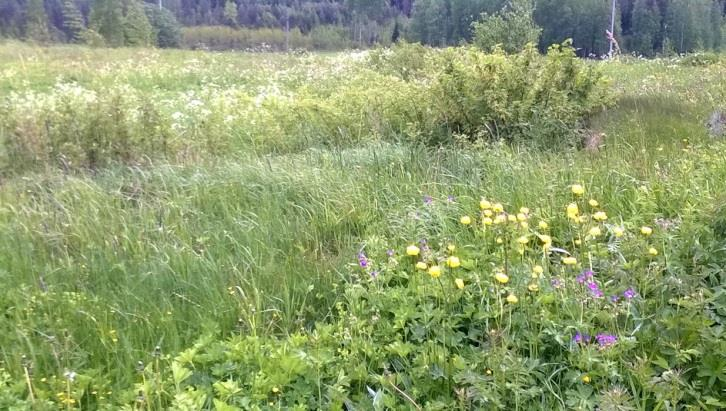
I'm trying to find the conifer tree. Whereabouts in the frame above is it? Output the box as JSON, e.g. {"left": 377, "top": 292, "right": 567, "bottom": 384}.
{"left": 123, "top": 0, "right": 153, "bottom": 46}
{"left": 25, "top": 0, "right": 51, "bottom": 42}
{"left": 61, "top": 0, "right": 85, "bottom": 42}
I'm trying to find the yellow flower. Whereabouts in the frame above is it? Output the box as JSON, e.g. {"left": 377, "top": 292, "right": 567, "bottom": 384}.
{"left": 575, "top": 239, "right": 582, "bottom": 246}
{"left": 588, "top": 199, "right": 599, "bottom": 207}
{"left": 494, "top": 272, "right": 509, "bottom": 284}
{"left": 567, "top": 203, "right": 579, "bottom": 218}
{"left": 460, "top": 215, "right": 472, "bottom": 225}
{"left": 613, "top": 226, "right": 625, "bottom": 237}
{"left": 506, "top": 294, "right": 519, "bottom": 304}
{"left": 562, "top": 257, "right": 577, "bottom": 266}
{"left": 582, "top": 375, "right": 591, "bottom": 384}
{"left": 493, "top": 203, "right": 504, "bottom": 213}
{"left": 483, "top": 217, "right": 493, "bottom": 226}
{"left": 528, "top": 283, "right": 539, "bottom": 292}
{"left": 272, "top": 387, "right": 280, "bottom": 394}
{"left": 571, "top": 184, "right": 585, "bottom": 196}
{"left": 415, "top": 261, "right": 428, "bottom": 271}
{"left": 588, "top": 226, "right": 602, "bottom": 237}
{"left": 520, "top": 221, "right": 529, "bottom": 229}
{"left": 455, "top": 278, "right": 465, "bottom": 290}
{"left": 428, "top": 265, "right": 442, "bottom": 278}
{"left": 496, "top": 237, "right": 504, "bottom": 244}
{"left": 485, "top": 369, "right": 492, "bottom": 375}
{"left": 538, "top": 221, "right": 549, "bottom": 230}
{"left": 537, "top": 234, "right": 552, "bottom": 248}
{"left": 648, "top": 247, "right": 658, "bottom": 256}
{"left": 483, "top": 209, "right": 493, "bottom": 217}
{"left": 516, "top": 213, "right": 528, "bottom": 222}
{"left": 480, "top": 199, "right": 492, "bottom": 210}
{"left": 519, "top": 207, "right": 530, "bottom": 215}
{"left": 447, "top": 256, "right": 461, "bottom": 268}
{"left": 517, "top": 235, "right": 529, "bottom": 245}
{"left": 507, "top": 214, "right": 517, "bottom": 223}
{"left": 641, "top": 226, "right": 653, "bottom": 236}
{"left": 532, "top": 265, "right": 544, "bottom": 276}
{"left": 494, "top": 215, "right": 506, "bottom": 225}
{"left": 406, "top": 245, "right": 420, "bottom": 256}
{"left": 593, "top": 211, "right": 608, "bottom": 221}
{"left": 447, "top": 244, "right": 456, "bottom": 252}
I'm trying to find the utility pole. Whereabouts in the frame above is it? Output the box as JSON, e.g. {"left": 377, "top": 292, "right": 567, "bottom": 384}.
{"left": 158, "top": 0, "right": 163, "bottom": 10}
{"left": 608, "top": 0, "right": 616, "bottom": 57}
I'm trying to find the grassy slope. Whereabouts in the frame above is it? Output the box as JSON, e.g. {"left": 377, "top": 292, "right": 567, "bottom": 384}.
{"left": 0, "top": 43, "right": 725, "bottom": 392}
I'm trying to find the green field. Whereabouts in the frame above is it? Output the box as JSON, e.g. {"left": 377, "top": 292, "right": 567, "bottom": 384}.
{"left": 0, "top": 41, "right": 725, "bottom": 409}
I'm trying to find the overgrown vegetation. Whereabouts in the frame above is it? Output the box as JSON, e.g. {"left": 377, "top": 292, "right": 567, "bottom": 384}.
{"left": 0, "top": 41, "right": 725, "bottom": 409}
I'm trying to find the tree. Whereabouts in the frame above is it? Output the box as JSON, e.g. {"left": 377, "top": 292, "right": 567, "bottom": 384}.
{"left": 223, "top": 0, "right": 238, "bottom": 27}
{"left": 61, "top": 0, "right": 85, "bottom": 42}
{"left": 25, "top": 0, "right": 51, "bottom": 41}
{"left": 473, "top": 0, "right": 541, "bottom": 53}
{"left": 144, "top": 3, "right": 181, "bottom": 48}
{"left": 629, "top": 0, "right": 660, "bottom": 55}
{"left": 123, "top": 0, "right": 153, "bottom": 46}
{"left": 90, "top": 0, "right": 125, "bottom": 46}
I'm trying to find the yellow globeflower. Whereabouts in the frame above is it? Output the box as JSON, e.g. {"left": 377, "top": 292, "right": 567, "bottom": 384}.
{"left": 455, "top": 278, "right": 465, "bottom": 290}
{"left": 496, "top": 237, "right": 504, "bottom": 244}
{"left": 571, "top": 184, "right": 585, "bottom": 196}
{"left": 648, "top": 247, "right": 658, "bottom": 256}
{"left": 588, "top": 199, "right": 599, "bottom": 207}
{"left": 494, "top": 272, "right": 509, "bottom": 284}
{"left": 415, "top": 261, "right": 428, "bottom": 271}
{"left": 538, "top": 221, "right": 549, "bottom": 230}
{"left": 519, "top": 207, "right": 530, "bottom": 215}
{"left": 575, "top": 239, "right": 583, "bottom": 246}
{"left": 494, "top": 215, "right": 506, "bottom": 225}
{"left": 532, "top": 265, "right": 544, "bottom": 278}
{"left": 428, "top": 265, "right": 442, "bottom": 278}
{"left": 567, "top": 203, "right": 579, "bottom": 218}
{"left": 593, "top": 211, "right": 608, "bottom": 221}
{"left": 447, "top": 244, "right": 456, "bottom": 252}
{"left": 562, "top": 257, "right": 578, "bottom": 266}
{"left": 406, "top": 245, "right": 420, "bottom": 256}
{"left": 483, "top": 217, "right": 493, "bottom": 226}
{"left": 507, "top": 214, "right": 517, "bottom": 223}
{"left": 483, "top": 209, "right": 493, "bottom": 217}
{"left": 613, "top": 226, "right": 625, "bottom": 238}
{"left": 517, "top": 235, "right": 529, "bottom": 245}
{"left": 506, "top": 294, "right": 519, "bottom": 304}
{"left": 528, "top": 283, "right": 539, "bottom": 292}
{"left": 538, "top": 234, "right": 552, "bottom": 248}
{"left": 582, "top": 375, "right": 591, "bottom": 384}
{"left": 493, "top": 203, "right": 504, "bottom": 213}
{"left": 520, "top": 221, "right": 529, "bottom": 229}
{"left": 641, "top": 226, "right": 653, "bottom": 236}
{"left": 447, "top": 256, "right": 461, "bottom": 268}
{"left": 588, "top": 226, "right": 602, "bottom": 237}
{"left": 480, "top": 199, "right": 492, "bottom": 210}
{"left": 460, "top": 215, "right": 472, "bottom": 225}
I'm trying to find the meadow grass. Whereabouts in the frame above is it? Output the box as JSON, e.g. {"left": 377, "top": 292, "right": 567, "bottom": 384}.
{"left": 0, "top": 42, "right": 725, "bottom": 409}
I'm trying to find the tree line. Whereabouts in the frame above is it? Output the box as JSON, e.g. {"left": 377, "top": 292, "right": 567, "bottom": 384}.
{"left": 1, "top": 0, "right": 724, "bottom": 54}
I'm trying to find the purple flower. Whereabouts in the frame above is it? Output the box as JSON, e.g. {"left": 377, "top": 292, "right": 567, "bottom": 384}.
{"left": 610, "top": 295, "right": 620, "bottom": 303}
{"left": 358, "top": 253, "right": 368, "bottom": 268}
{"left": 623, "top": 288, "right": 636, "bottom": 300}
{"left": 586, "top": 281, "right": 604, "bottom": 298}
{"left": 573, "top": 332, "right": 590, "bottom": 344}
{"left": 595, "top": 333, "right": 617, "bottom": 348}
{"left": 447, "top": 195, "right": 456, "bottom": 203}
{"left": 423, "top": 195, "right": 433, "bottom": 205}
{"left": 370, "top": 271, "right": 379, "bottom": 279}
{"left": 387, "top": 249, "right": 395, "bottom": 257}
{"left": 577, "top": 270, "right": 594, "bottom": 284}
{"left": 551, "top": 278, "right": 563, "bottom": 289}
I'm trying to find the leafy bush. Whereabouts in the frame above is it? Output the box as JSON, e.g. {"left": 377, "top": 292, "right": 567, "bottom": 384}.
{"left": 472, "top": 0, "right": 542, "bottom": 53}
{"left": 181, "top": 26, "right": 312, "bottom": 51}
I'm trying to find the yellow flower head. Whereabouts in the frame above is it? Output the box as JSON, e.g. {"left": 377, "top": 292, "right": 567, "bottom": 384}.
{"left": 415, "top": 261, "right": 428, "bottom": 271}
{"left": 447, "top": 244, "right": 456, "bottom": 252}
{"left": 483, "top": 217, "right": 493, "bottom": 226}
{"left": 506, "top": 294, "right": 519, "bottom": 304}
{"left": 528, "top": 283, "right": 539, "bottom": 292}
{"left": 406, "top": 245, "right": 420, "bottom": 256}
{"left": 447, "top": 256, "right": 461, "bottom": 268}
{"left": 593, "top": 211, "right": 608, "bottom": 221}
{"left": 483, "top": 209, "right": 493, "bottom": 217}
{"left": 537, "top": 234, "right": 552, "bottom": 248}
{"left": 588, "top": 199, "right": 599, "bottom": 207}
{"left": 575, "top": 239, "right": 582, "bottom": 246}
{"left": 520, "top": 221, "right": 529, "bottom": 229}
{"left": 571, "top": 184, "right": 585, "bottom": 196}
{"left": 507, "top": 214, "right": 517, "bottom": 223}
{"left": 562, "top": 257, "right": 578, "bottom": 266}
{"left": 493, "top": 203, "right": 504, "bottom": 213}
{"left": 519, "top": 207, "right": 530, "bottom": 215}
{"left": 428, "top": 265, "right": 442, "bottom": 278}
{"left": 480, "top": 199, "right": 492, "bottom": 210}
{"left": 648, "top": 247, "right": 658, "bottom": 256}
{"left": 455, "top": 278, "right": 465, "bottom": 290}
{"left": 460, "top": 215, "right": 472, "bottom": 225}
{"left": 538, "top": 221, "right": 549, "bottom": 230}
{"left": 613, "top": 226, "right": 625, "bottom": 238}
{"left": 533, "top": 265, "right": 544, "bottom": 275}
{"left": 272, "top": 387, "right": 280, "bottom": 394}
{"left": 641, "top": 226, "right": 653, "bottom": 236}
{"left": 517, "top": 235, "right": 529, "bottom": 245}
{"left": 494, "top": 272, "right": 509, "bottom": 284}
{"left": 567, "top": 203, "right": 579, "bottom": 218}
{"left": 496, "top": 237, "right": 504, "bottom": 244}
{"left": 494, "top": 215, "right": 506, "bottom": 225}
{"left": 516, "top": 213, "right": 527, "bottom": 222}
{"left": 582, "top": 375, "right": 591, "bottom": 384}
{"left": 588, "top": 226, "right": 602, "bottom": 237}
